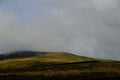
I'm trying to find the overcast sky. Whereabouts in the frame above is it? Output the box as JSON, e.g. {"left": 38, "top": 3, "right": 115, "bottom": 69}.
{"left": 0, "top": 0, "right": 120, "bottom": 60}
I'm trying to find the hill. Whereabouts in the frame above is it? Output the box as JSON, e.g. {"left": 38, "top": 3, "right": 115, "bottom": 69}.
{"left": 0, "top": 51, "right": 97, "bottom": 71}
{"left": 0, "top": 51, "right": 96, "bottom": 62}
{"left": 0, "top": 51, "right": 119, "bottom": 80}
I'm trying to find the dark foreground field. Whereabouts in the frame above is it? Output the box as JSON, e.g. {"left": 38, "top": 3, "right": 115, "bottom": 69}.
{"left": 0, "top": 61, "right": 120, "bottom": 80}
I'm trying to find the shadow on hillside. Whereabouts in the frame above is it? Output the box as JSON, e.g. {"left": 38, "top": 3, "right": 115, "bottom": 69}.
{"left": 0, "top": 61, "right": 120, "bottom": 80}
{"left": 0, "top": 73, "right": 120, "bottom": 80}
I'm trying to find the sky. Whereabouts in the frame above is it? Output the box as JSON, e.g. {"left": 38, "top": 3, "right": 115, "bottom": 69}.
{"left": 0, "top": 0, "right": 120, "bottom": 60}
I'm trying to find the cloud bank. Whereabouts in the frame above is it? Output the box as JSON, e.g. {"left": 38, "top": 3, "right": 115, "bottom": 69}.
{"left": 0, "top": 0, "right": 120, "bottom": 60}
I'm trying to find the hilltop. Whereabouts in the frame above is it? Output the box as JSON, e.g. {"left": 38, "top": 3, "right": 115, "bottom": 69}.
{"left": 0, "top": 51, "right": 96, "bottom": 62}
{"left": 0, "top": 51, "right": 97, "bottom": 71}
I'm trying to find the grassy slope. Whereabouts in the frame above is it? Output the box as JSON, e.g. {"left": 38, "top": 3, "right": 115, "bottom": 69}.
{"left": 0, "top": 52, "right": 119, "bottom": 80}
{"left": 0, "top": 52, "right": 97, "bottom": 70}
{"left": 0, "top": 61, "right": 120, "bottom": 80}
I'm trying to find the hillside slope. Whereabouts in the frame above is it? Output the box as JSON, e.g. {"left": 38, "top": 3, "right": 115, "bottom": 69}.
{"left": 0, "top": 51, "right": 119, "bottom": 80}
{"left": 0, "top": 51, "right": 96, "bottom": 62}
{"left": 0, "top": 51, "right": 97, "bottom": 70}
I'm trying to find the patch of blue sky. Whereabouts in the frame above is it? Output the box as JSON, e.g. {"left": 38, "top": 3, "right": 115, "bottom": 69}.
{"left": 21, "top": 2, "right": 55, "bottom": 20}
{"left": 0, "top": 1, "right": 55, "bottom": 20}
{"left": 0, "top": 1, "right": 16, "bottom": 11}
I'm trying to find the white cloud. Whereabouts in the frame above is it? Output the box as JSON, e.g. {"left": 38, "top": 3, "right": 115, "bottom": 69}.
{"left": 0, "top": 0, "right": 120, "bottom": 60}
{"left": 92, "top": 0, "right": 118, "bottom": 10}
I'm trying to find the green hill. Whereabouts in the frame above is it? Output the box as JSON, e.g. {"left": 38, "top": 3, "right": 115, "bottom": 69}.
{"left": 0, "top": 51, "right": 119, "bottom": 80}
{"left": 0, "top": 51, "right": 96, "bottom": 62}
{"left": 0, "top": 51, "right": 97, "bottom": 70}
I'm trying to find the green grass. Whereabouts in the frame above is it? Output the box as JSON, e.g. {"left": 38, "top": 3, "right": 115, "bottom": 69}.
{"left": 0, "top": 52, "right": 98, "bottom": 70}
{"left": 0, "top": 51, "right": 119, "bottom": 80}
{"left": 0, "top": 51, "right": 95, "bottom": 62}
{"left": 61, "top": 52, "right": 95, "bottom": 61}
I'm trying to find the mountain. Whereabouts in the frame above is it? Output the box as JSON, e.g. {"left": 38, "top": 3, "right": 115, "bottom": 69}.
{"left": 0, "top": 51, "right": 96, "bottom": 62}
{"left": 0, "top": 51, "right": 119, "bottom": 80}
{"left": 0, "top": 51, "right": 98, "bottom": 70}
